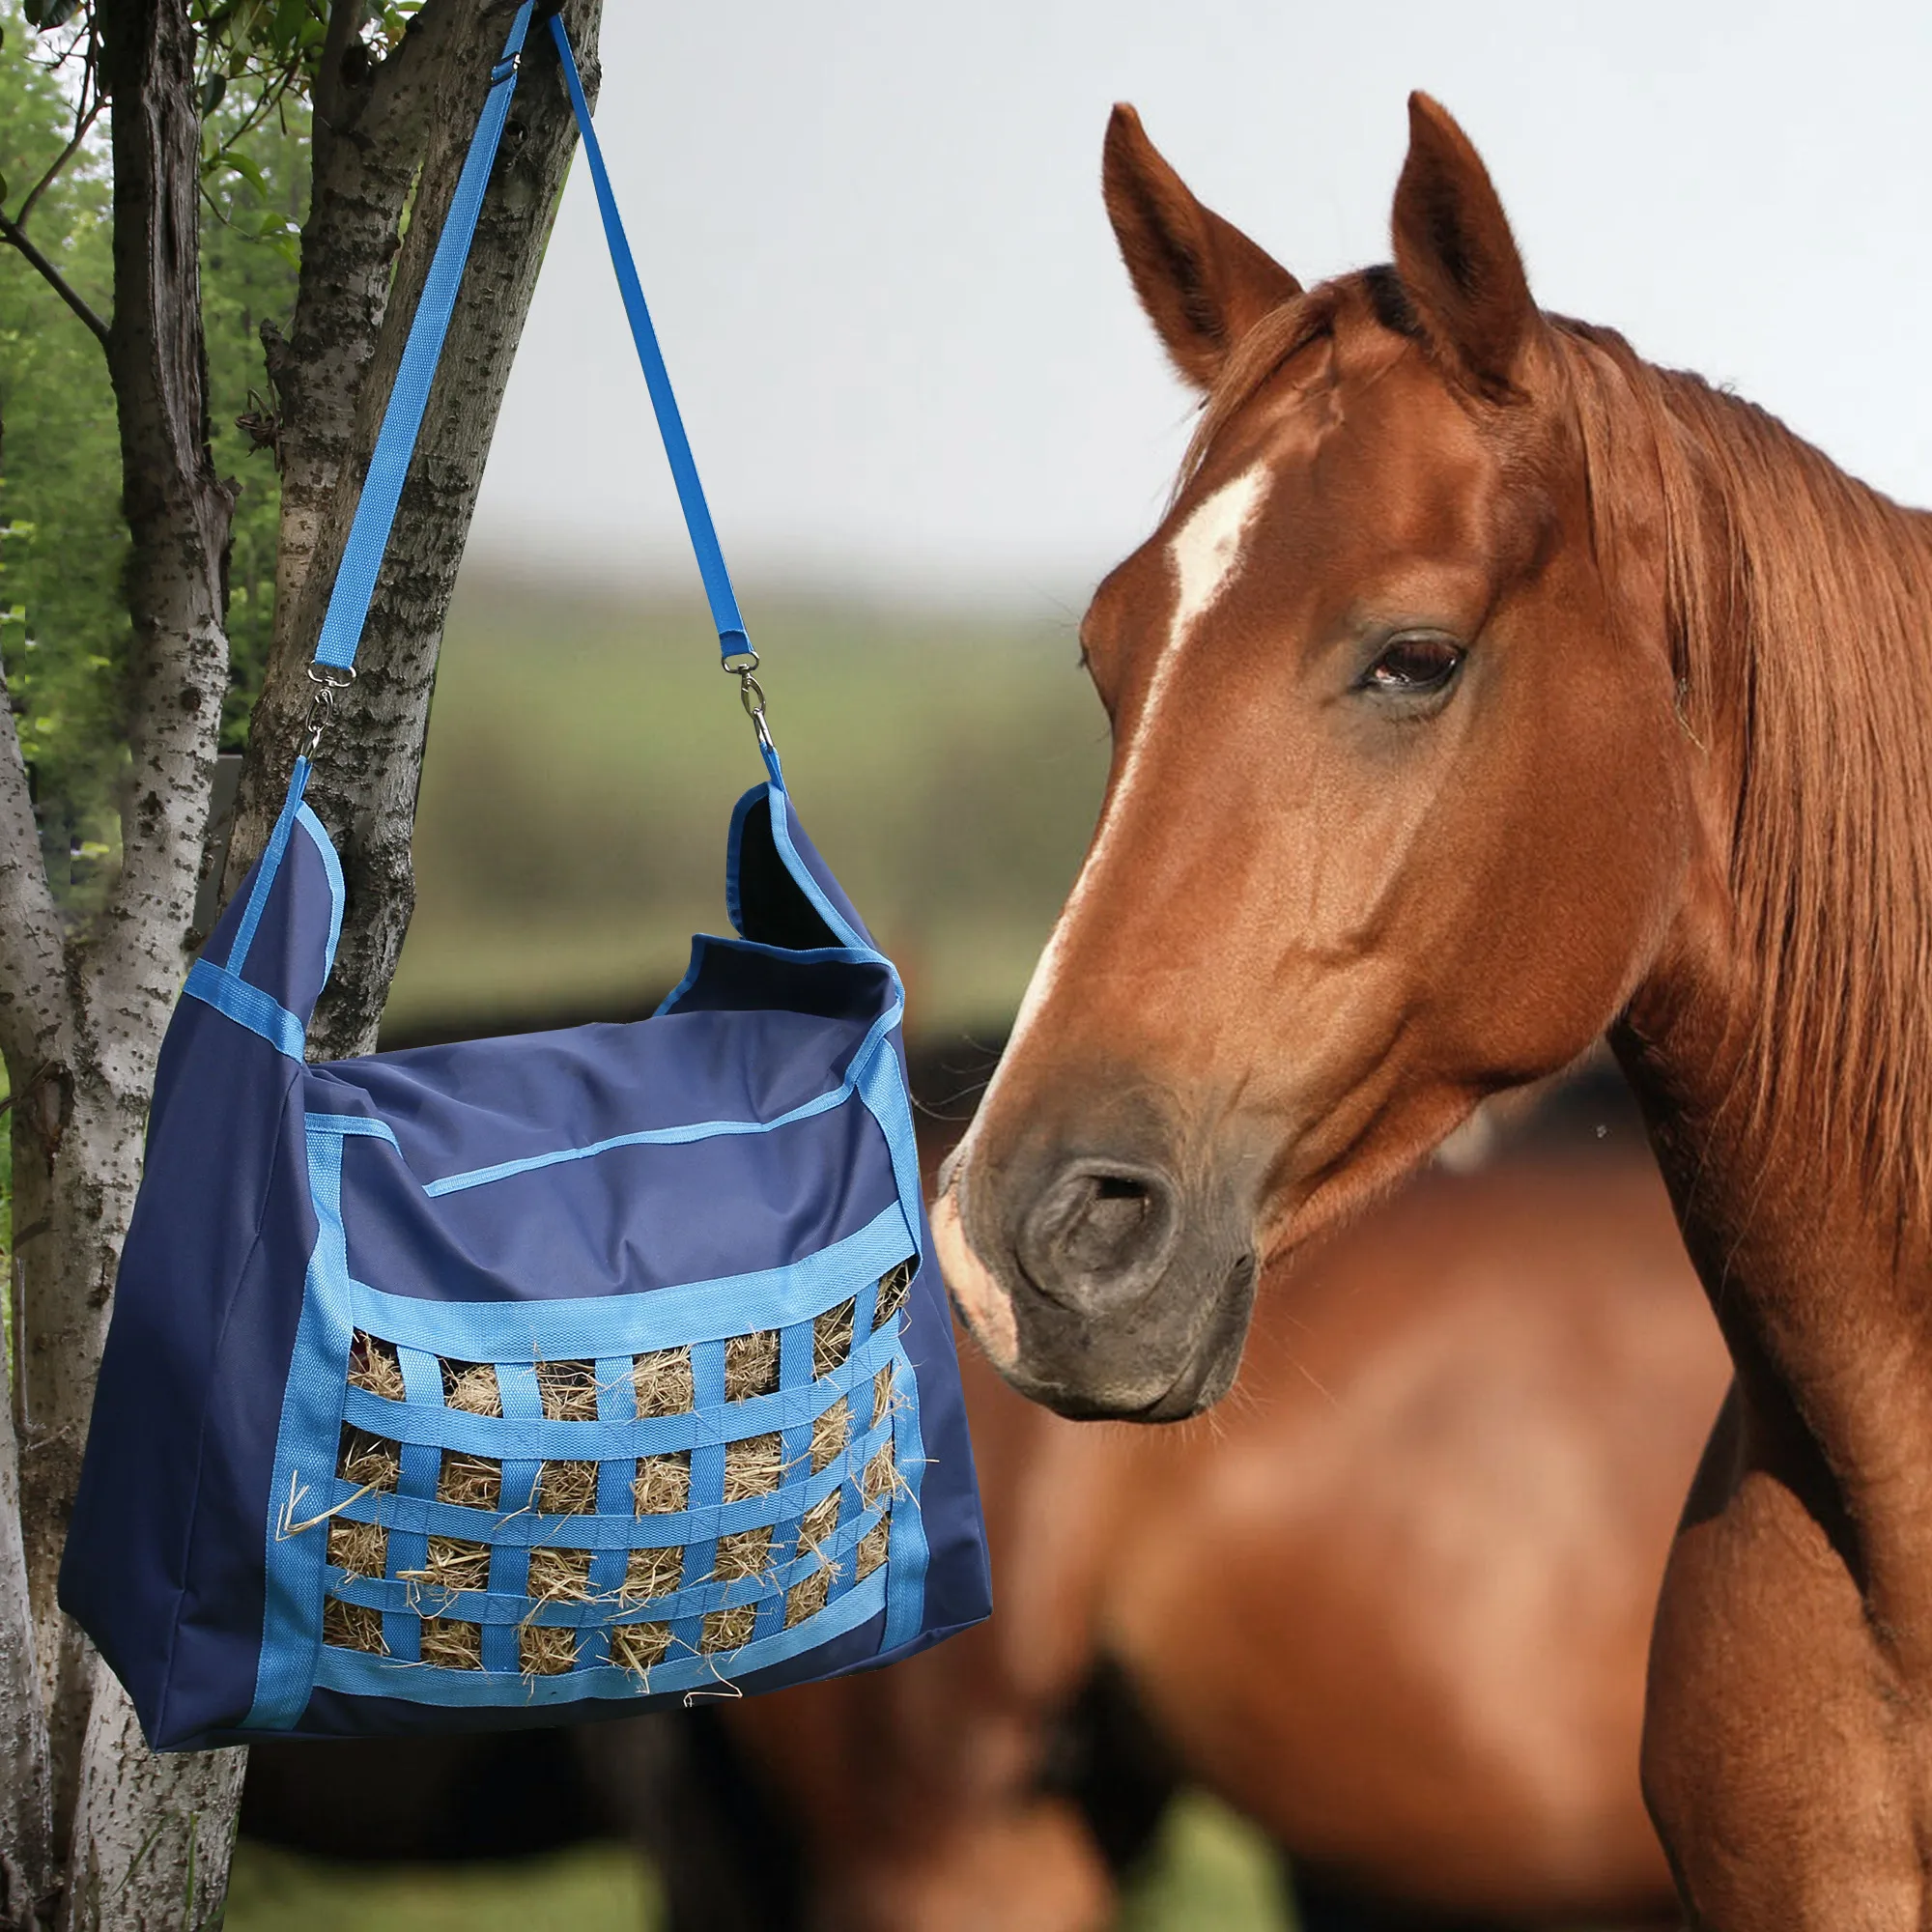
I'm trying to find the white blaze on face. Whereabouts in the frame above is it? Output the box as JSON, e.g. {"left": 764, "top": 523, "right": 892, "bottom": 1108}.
{"left": 941, "top": 463, "right": 1270, "bottom": 1230}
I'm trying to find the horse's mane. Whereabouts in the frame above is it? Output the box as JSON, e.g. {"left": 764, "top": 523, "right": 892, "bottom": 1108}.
{"left": 1551, "top": 319, "right": 1932, "bottom": 1221}
{"left": 1187, "top": 275, "right": 1932, "bottom": 1220}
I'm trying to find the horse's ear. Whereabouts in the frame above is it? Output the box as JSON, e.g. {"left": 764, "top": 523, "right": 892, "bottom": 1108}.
{"left": 1390, "top": 95, "right": 1540, "bottom": 399}
{"left": 1104, "top": 103, "right": 1302, "bottom": 392}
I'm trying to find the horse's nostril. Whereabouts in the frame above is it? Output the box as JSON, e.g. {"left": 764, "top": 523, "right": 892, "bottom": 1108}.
{"left": 1015, "top": 1162, "right": 1179, "bottom": 1312}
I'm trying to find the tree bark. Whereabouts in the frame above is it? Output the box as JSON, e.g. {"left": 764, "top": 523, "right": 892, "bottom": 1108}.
{"left": 59, "top": 1673, "right": 244, "bottom": 1932}
{"left": 227, "top": 0, "right": 605, "bottom": 1059}
{"left": 12, "top": 4, "right": 240, "bottom": 1911}
{"left": 0, "top": 1390, "right": 52, "bottom": 1932}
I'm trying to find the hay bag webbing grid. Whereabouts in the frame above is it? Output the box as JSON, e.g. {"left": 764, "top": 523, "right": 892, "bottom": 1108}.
{"left": 324, "top": 1258, "right": 917, "bottom": 1684}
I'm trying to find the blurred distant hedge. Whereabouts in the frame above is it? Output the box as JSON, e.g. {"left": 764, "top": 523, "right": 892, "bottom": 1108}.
{"left": 388, "top": 579, "right": 1110, "bottom": 1034}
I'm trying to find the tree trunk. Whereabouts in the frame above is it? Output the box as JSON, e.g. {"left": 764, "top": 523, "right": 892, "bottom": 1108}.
{"left": 0, "top": 1391, "right": 51, "bottom": 1932}
{"left": 14, "top": 2, "right": 240, "bottom": 1916}
{"left": 227, "top": 0, "right": 606, "bottom": 1060}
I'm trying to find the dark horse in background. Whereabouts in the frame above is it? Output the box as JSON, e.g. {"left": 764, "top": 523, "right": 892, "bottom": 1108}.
{"left": 715, "top": 1084, "right": 1721, "bottom": 1932}
{"left": 936, "top": 94, "right": 1932, "bottom": 1929}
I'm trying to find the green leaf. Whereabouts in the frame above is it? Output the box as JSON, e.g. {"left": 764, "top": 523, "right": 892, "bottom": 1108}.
{"left": 33, "top": 0, "right": 84, "bottom": 30}
{"left": 200, "top": 71, "right": 227, "bottom": 114}
{"left": 217, "top": 149, "right": 270, "bottom": 197}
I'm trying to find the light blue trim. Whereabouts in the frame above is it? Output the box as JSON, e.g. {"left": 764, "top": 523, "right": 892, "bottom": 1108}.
{"left": 882, "top": 1345, "right": 930, "bottom": 1648}
{"left": 345, "top": 1199, "right": 913, "bottom": 1358}
{"left": 421, "top": 1003, "right": 901, "bottom": 1197}
{"left": 856, "top": 1037, "right": 925, "bottom": 1268}
{"left": 295, "top": 805, "right": 345, "bottom": 983}
{"left": 549, "top": 17, "right": 751, "bottom": 666}
{"left": 183, "top": 962, "right": 306, "bottom": 1064}
{"left": 312, "top": 5, "right": 534, "bottom": 671}
{"left": 765, "top": 781, "right": 869, "bottom": 952}
{"left": 307, "top": 1110, "right": 402, "bottom": 1152}
{"left": 224, "top": 760, "right": 310, "bottom": 979}
{"left": 244, "top": 1099, "right": 362, "bottom": 1730}
{"left": 312, "top": 1565, "right": 889, "bottom": 1708}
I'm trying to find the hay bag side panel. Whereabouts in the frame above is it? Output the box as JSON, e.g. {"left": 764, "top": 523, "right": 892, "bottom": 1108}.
{"left": 60, "top": 811, "right": 339, "bottom": 1747}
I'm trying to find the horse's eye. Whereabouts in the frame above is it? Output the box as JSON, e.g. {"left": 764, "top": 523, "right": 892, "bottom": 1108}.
{"left": 1360, "top": 635, "right": 1463, "bottom": 696}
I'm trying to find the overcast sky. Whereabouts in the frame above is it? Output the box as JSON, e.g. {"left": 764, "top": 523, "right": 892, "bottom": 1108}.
{"left": 466, "top": 0, "right": 1932, "bottom": 612}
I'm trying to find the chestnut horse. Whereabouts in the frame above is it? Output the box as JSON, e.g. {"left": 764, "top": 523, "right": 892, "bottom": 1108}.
{"left": 935, "top": 98, "right": 1932, "bottom": 1928}
{"left": 708, "top": 1091, "right": 1724, "bottom": 1931}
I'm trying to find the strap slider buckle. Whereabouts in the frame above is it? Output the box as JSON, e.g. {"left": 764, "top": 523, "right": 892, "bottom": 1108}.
{"left": 491, "top": 52, "right": 522, "bottom": 83}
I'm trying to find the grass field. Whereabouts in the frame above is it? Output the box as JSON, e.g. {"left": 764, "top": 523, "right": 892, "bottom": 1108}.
{"left": 225, "top": 1792, "right": 1296, "bottom": 1932}
{"left": 388, "top": 578, "right": 1110, "bottom": 1035}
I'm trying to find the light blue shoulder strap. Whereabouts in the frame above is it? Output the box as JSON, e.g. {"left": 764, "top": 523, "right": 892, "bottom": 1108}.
{"left": 310, "top": 3, "right": 755, "bottom": 678}
{"left": 547, "top": 16, "right": 752, "bottom": 668}
{"left": 310, "top": 3, "right": 536, "bottom": 673}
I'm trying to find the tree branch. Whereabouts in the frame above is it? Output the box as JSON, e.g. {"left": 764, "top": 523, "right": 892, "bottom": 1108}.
{"left": 0, "top": 213, "right": 109, "bottom": 354}
{"left": 313, "top": 0, "right": 368, "bottom": 133}
{"left": 14, "top": 92, "right": 101, "bottom": 234}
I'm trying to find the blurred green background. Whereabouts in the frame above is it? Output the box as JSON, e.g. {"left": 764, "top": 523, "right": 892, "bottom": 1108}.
{"left": 385, "top": 578, "right": 1113, "bottom": 1040}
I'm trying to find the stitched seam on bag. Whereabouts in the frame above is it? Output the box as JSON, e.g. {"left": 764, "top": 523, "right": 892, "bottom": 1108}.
{"left": 150, "top": 1055, "right": 304, "bottom": 1743}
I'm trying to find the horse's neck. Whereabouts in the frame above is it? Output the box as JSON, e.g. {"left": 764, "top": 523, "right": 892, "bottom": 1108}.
{"left": 1611, "top": 405, "right": 1932, "bottom": 1640}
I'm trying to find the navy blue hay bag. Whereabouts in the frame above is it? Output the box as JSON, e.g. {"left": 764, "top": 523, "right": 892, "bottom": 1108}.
{"left": 58, "top": 7, "right": 989, "bottom": 1749}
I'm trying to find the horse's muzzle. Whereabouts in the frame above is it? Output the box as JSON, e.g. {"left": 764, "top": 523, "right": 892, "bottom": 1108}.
{"left": 937, "top": 1118, "right": 1260, "bottom": 1422}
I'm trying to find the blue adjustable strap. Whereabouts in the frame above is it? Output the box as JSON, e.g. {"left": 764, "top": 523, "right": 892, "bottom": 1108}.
{"left": 547, "top": 16, "right": 753, "bottom": 668}
{"left": 310, "top": 3, "right": 536, "bottom": 672}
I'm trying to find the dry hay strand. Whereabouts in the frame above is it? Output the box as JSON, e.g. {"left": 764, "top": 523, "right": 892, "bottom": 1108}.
{"left": 526, "top": 1546, "right": 595, "bottom": 1604}
{"left": 441, "top": 1359, "right": 502, "bottom": 1417}
{"left": 712, "top": 1525, "right": 773, "bottom": 1584}
{"left": 348, "top": 1331, "right": 405, "bottom": 1402}
{"left": 322, "top": 1598, "right": 386, "bottom": 1655}
{"left": 437, "top": 1451, "right": 502, "bottom": 1512}
{"left": 634, "top": 1451, "right": 690, "bottom": 1516}
{"left": 327, "top": 1517, "right": 388, "bottom": 1579}
{"left": 785, "top": 1561, "right": 835, "bottom": 1628}
{"left": 724, "top": 1432, "right": 782, "bottom": 1503}
{"left": 796, "top": 1491, "right": 839, "bottom": 1557}
{"left": 622, "top": 1545, "right": 684, "bottom": 1604}
{"left": 701, "top": 1604, "right": 757, "bottom": 1654}
{"left": 536, "top": 1358, "right": 600, "bottom": 1421}
{"left": 724, "top": 1329, "right": 780, "bottom": 1402}
{"left": 813, "top": 1300, "right": 854, "bottom": 1378}
{"left": 634, "top": 1348, "right": 694, "bottom": 1417}
{"left": 399, "top": 1535, "right": 492, "bottom": 1595}
{"left": 863, "top": 1442, "right": 905, "bottom": 1509}
{"left": 420, "top": 1616, "right": 484, "bottom": 1670}
{"left": 810, "top": 1399, "right": 850, "bottom": 1476}
{"left": 876, "top": 1258, "right": 916, "bottom": 1327}
{"left": 610, "top": 1621, "right": 672, "bottom": 1676}
{"left": 856, "top": 1516, "right": 890, "bottom": 1580}
{"left": 872, "top": 1364, "right": 896, "bottom": 1430}
{"left": 519, "top": 1623, "right": 578, "bottom": 1676}
{"left": 539, "top": 1459, "right": 599, "bottom": 1516}
{"left": 338, "top": 1426, "right": 400, "bottom": 1494}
